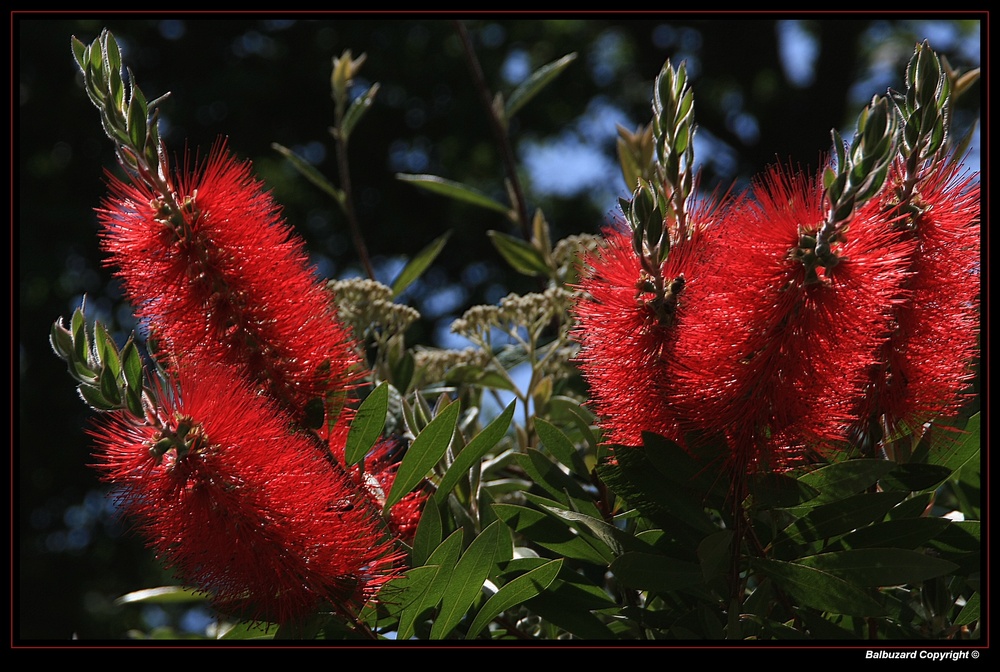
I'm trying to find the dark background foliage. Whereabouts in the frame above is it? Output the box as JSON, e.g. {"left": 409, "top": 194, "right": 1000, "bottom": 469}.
{"left": 15, "top": 15, "right": 982, "bottom": 641}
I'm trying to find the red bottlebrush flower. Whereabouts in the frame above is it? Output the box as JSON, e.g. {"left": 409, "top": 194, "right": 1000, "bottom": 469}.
{"left": 96, "top": 140, "right": 361, "bottom": 430}
{"left": 572, "top": 207, "right": 724, "bottom": 449}
{"left": 89, "top": 361, "right": 402, "bottom": 625}
{"left": 851, "top": 161, "right": 981, "bottom": 448}
{"left": 672, "top": 164, "right": 914, "bottom": 472}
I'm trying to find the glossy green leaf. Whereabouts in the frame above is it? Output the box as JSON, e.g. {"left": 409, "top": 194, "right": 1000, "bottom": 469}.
{"left": 114, "top": 586, "right": 207, "bottom": 605}
{"left": 272, "top": 142, "right": 346, "bottom": 205}
{"left": 749, "top": 471, "right": 820, "bottom": 509}
{"left": 926, "top": 520, "right": 979, "bottom": 555}
{"left": 386, "top": 400, "right": 460, "bottom": 509}
{"left": 391, "top": 231, "right": 452, "bottom": 297}
{"left": 529, "top": 497, "right": 621, "bottom": 561}
{"left": 928, "top": 413, "right": 979, "bottom": 473}
{"left": 533, "top": 416, "right": 586, "bottom": 475}
{"left": 78, "top": 383, "right": 115, "bottom": 411}
{"left": 344, "top": 381, "right": 389, "bottom": 466}
{"left": 389, "top": 564, "right": 444, "bottom": 641}
{"left": 340, "top": 82, "right": 379, "bottom": 142}
{"left": 775, "top": 491, "right": 906, "bottom": 554}
{"left": 430, "top": 520, "right": 507, "bottom": 639}
{"left": 954, "top": 592, "right": 980, "bottom": 626}
{"left": 120, "top": 339, "right": 142, "bottom": 393}
{"left": 795, "top": 459, "right": 897, "bottom": 506}
{"left": 610, "top": 552, "right": 703, "bottom": 593}
{"left": 436, "top": 400, "right": 515, "bottom": 502}
{"left": 411, "top": 498, "right": 443, "bottom": 568}
{"left": 504, "top": 53, "right": 577, "bottom": 119}
{"left": 841, "top": 517, "right": 950, "bottom": 550}
{"left": 515, "top": 449, "right": 598, "bottom": 517}
{"left": 492, "top": 503, "right": 608, "bottom": 566}
{"left": 487, "top": 230, "right": 551, "bottom": 277}
{"left": 396, "top": 173, "right": 510, "bottom": 214}
{"left": 879, "top": 463, "right": 954, "bottom": 492}
{"left": 798, "top": 548, "right": 958, "bottom": 586}
{"left": 752, "top": 558, "right": 888, "bottom": 616}
{"left": 465, "top": 559, "right": 563, "bottom": 639}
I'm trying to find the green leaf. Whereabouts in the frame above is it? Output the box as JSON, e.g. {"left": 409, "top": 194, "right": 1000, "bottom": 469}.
{"left": 120, "top": 338, "right": 142, "bottom": 393}
{"left": 492, "top": 503, "right": 609, "bottom": 566}
{"left": 49, "top": 318, "right": 74, "bottom": 360}
{"left": 430, "top": 520, "right": 508, "bottom": 639}
{"left": 386, "top": 400, "right": 461, "bottom": 509}
{"left": 340, "top": 82, "right": 379, "bottom": 142}
{"left": 954, "top": 592, "right": 980, "bottom": 626}
{"left": 515, "top": 449, "right": 599, "bottom": 517}
{"left": 465, "top": 558, "right": 563, "bottom": 639}
{"left": 774, "top": 491, "right": 906, "bottom": 556}
{"left": 749, "top": 471, "right": 820, "bottom": 509}
{"left": 79, "top": 383, "right": 115, "bottom": 411}
{"left": 698, "top": 530, "right": 733, "bottom": 583}
{"left": 396, "top": 173, "right": 510, "bottom": 215}
{"left": 529, "top": 497, "right": 622, "bottom": 561}
{"left": 411, "top": 499, "right": 443, "bottom": 568}
{"left": 795, "top": 459, "right": 897, "bottom": 506}
{"left": 272, "top": 142, "right": 345, "bottom": 205}
{"left": 114, "top": 586, "right": 207, "bottom": 605}
{"left": 436, "top": 400, "right": 515, "bottom": 502}
{"left": 610, "top": 551, "right": 703, "bottom": 593}
{"left": 879, "top": 463, "right": 954, "bottom": 492}
{"left": 487, "top": 229, "right": 551, "bottom": 277}
{"left": 388, "top": 564, "right": 444, "bottom": 641}
{"left": 929, "top": 413, "right": 979, "bottom": 474}
{"left": 391, "top": 231, "right": 452, "bottom": 297}
{"left": 752, "top": 558, "right": 888, "bottom": 616}
{"left": 533, "top": 417, "right": 587, "bottom": 476}
{"left": 798, "top": 549, "right": 958, "bottom": 586}
{"left": 344, "top": 381, "right": 389, "bottom": 466}
{"left": 841, "top": 517, "right": 951, "bottom": 550}
{"left": 504, "top": 53, "right": 577, "bottom": 119}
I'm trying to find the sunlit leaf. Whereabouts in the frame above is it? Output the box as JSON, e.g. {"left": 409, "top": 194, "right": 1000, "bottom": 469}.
{"left": 487, "top": 229, "right": 551, "bottom": 277}
{"left": 504, "top": 53, "right": 577, "bottom": 119}
{"left": 391, "top": 231, "right": 452, "bottom": 297}
{"left": 115, "top": 586, "right": 207, "bottom": 605}
{"left": 436, "top": 400, "right": 515, "bottom": 502}
{"left": 430, "top": 520, "right": 507, "bottom": 639}
{"left": 344, "top": 381, "right": 389, "bottom": 466}
{"left": 386, "top": 401, "right": 461, "bottom": 509}
{"left": 272, "top": 142, "right": 345, "bottom": 205}
{"left": 465, "top": 559, "right": 562, "bottom": 639}
{"left": 396, "top": 173, "right": 510, "bottom": 215}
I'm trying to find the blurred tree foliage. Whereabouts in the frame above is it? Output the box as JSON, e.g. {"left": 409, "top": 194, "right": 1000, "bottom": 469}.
{"left": 16, "top": 16, "right": 981, "bottom": 640}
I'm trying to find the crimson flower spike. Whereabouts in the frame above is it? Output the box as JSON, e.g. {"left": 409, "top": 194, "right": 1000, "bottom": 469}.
{"left": 89, "top": 359, "right": 402, "bottom": 626}
{"left": 850, "top": 41, "right": 981, "bottom": 455}
{"left": 74, "top": 30, "right": 361, "bottom": 434}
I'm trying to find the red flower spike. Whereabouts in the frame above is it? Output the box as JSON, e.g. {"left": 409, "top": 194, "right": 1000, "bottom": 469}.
{"left": 572, "top": 200, "right": 727, "bottom": 450}
{"left": 97, "top": 140, "right": 362, "bottom": 429}
{"left": 851, "top": 161, "right": 981, "bottom": 447}
{"left": 673, "top": 164, "right": 914, "bottom": 472}
{"left": 89, "top": 361, "right": 402, "bottom": 626}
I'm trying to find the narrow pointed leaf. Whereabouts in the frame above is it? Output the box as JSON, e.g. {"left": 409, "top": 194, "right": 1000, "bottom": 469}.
{"left": 391, "top": 230, "right": 452, "bottom": 297}
{"left": 411, "top": 498, "right": 443, "bottom": 567}
{"left": 272, "top": 142, "right": 345, "bottom": 205}
{"left": 436, "top": 400, "right": 515, "bottom": 501}
{"left": 492, "top": 503, "right": 608, "bottom": 566}
{"left": 386, "top": 400, "right": 461, "bottom": 509}
{"left": 841, "top": 517, "right": 951, "bottom": 550}
{"left": 795, "top": 459, "right": 897, "bottom": 506}
{"left": 465, "top": 559, "right": 563, "bottom": 639}
{"left": 487, "top": 229, "right": 551, "bottom": 277}
{"left": 534, "top": 416, "right": 586, "bottom": 475}
{"left": 753, "top": 558, "right": 888, "bottom": 616}
{"left": 504, "top": 52, "right": 577, "bottom": 119}
{"left": 388, "top": 564, "right": 443, "bottom": 641}
{"left": 396, "top": 173, "right": 510, "bottom": 214}
{"left": 344, "top": 381, "right": 389, "bottom": 466}
{"left": 340, "top": 82, "right": 379, "bottom": 142}
{"left": 430, "top": 520, "right": 507, "bottom": 639}
{"left": 797, "top": 549, "right": 958, "bottom": 586}
{"left": 115, "top": 586, "right": 207, "bottom": 605}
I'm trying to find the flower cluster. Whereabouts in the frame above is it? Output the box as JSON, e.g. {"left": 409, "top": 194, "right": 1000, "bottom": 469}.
{"left": 573, "top": 48, "right": 980, "bottom": 479}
